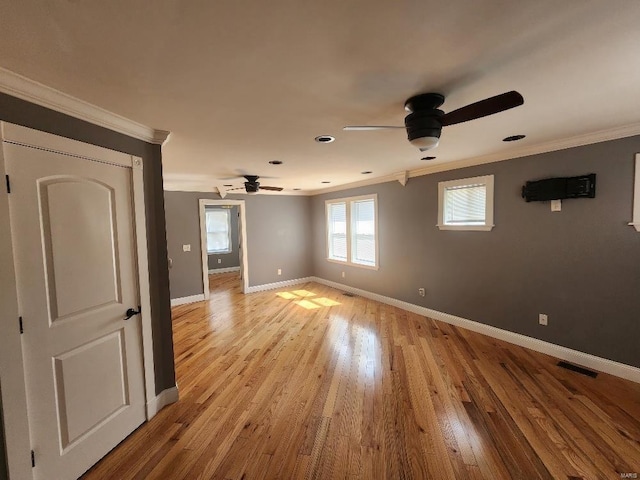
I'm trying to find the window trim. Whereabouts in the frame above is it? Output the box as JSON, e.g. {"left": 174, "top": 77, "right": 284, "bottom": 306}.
{"left": 205, "top": 208, "right": 232, "bottom": 254}
{"left": 437, "top": 174, "right": 495, "bottom": 231}
{"left": 325, "top": 194, "right": 379, "bottom": 270}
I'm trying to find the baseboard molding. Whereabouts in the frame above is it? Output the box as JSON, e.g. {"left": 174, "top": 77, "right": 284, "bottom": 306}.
{"left": 146, "top": 385, "right": 179, "bottom": 419}
{"left": 170, "top": 293, "right": 205, "bottom": 306}
{"left": 208, "top": 266, "right": 240, "bottom": 274}
{"left": 311, "top": 277, "right": 640, "bottom": 384}
{"left": 245, "top": 277, "right": 314, "bottom": 294}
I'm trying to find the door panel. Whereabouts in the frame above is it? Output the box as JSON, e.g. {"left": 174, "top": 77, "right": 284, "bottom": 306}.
{"left": 40, "top": 177, "right": 122, "bottom": 322}
{"left": 5, "top": 141, "right": 145, "bottom": 480}
{"left": 53, "top": 329, "right": 128, "bottom": 450}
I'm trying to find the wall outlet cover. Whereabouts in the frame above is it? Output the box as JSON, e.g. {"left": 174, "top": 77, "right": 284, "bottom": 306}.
{"left": 183, "top": 244, "right": 191, "bottom": 252}
{"left": 539, "top": 313, "right": 548, "bottom": 326}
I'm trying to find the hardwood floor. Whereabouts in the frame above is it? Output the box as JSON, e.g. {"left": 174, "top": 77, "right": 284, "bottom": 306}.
{"left": 83, "top": 273, "right": 640, "bottom": 479}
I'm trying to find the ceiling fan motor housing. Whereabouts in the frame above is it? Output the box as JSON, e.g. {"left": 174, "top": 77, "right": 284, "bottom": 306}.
{"left": 404, "top": 109, "right": 443, "bottom": 143}
{"left": 245, "top": 181, "right": 260, "bottom": 192}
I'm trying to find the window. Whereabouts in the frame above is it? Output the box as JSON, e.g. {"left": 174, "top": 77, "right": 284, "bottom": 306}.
{"left": 326, "top": 194, "right": 378, "bottom": 268}
{"left": 437, "top": 175, "right": 494, "bottom": 231}
{"left": 206, "top": 208, "right": 231, "bottom": 253}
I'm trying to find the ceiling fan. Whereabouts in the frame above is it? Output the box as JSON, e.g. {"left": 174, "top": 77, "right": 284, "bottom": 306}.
{"left": 344, "top": 90, "right": 524, "bottom": 151}
{"left": 219, "top": 175, "right": 283, "bottom": 197}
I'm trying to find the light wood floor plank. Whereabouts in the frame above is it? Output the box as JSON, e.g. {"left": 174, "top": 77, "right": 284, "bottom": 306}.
{"left": 82, "top": 273, "right": 640, "bottom": 479}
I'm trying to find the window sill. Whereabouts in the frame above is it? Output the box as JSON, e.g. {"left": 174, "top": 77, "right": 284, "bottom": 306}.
{"left": 326, "top": 258, "right": 379, "bottom": 271}
{"left": 208, "top": 251, "right": 232, "bottom": 255}
{"left": 436, "top": 224, "right": 495, "bottom": 231}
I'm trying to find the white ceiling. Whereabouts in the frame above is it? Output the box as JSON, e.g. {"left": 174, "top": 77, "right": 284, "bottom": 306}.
{"left": 1, "top": 1, "right": 639, "bottom": 193}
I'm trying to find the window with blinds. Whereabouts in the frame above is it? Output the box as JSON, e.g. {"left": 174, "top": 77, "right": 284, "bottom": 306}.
{"left": 326, "top": 195, "right": 378, "bottom": 268}
{"left": 438, "top": 175, "right": 495, "bottom": 231}
{"left": 206, "top": 208, "right": 232, "bottom": 253}
{"left": 327, "top": 202, "right": 347, "bottom": 261}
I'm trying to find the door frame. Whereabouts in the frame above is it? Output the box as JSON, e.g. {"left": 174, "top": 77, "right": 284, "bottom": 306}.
{"left": 199, "top": 199, "right": 249, "bottom": 297}
{"left": 0, "top": 123, "right": 157, "bottom": 480}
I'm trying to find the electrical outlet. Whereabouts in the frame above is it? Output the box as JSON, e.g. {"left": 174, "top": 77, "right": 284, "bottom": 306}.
{"left": 551, "top": 200, "right": 562, "bottom": 212}
{"left": 418, "top": 288, "right": 426, "bottom": 297}
{"left": 277, "top": 268, "right": 282, "bottom": 275}
{"left": 539, "top": 313, "right": 548, "bottom": 326}
{"left": 341, "top": 271, "right": 345, "bottom": 278}
{"left": 217, "top": 258, "right": 222, "bottom": 264}
{"left": 182, "top": 244, "right": 191, "bottom": 252}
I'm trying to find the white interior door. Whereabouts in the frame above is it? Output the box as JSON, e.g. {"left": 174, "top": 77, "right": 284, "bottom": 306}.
{"left": 5, "top": 141, "right": 146, "bottom": 480}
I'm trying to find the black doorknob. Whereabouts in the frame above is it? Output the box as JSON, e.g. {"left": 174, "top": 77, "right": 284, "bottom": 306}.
{"left": 124, "top": 306, "right": 141, "bottom": 320}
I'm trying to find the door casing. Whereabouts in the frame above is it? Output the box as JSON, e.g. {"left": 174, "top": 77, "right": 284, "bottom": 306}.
{"left": 0, "top": 123, "right": 158, "bottom": 480}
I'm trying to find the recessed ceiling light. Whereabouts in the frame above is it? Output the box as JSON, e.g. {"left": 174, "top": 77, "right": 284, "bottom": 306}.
{"left": 503, "top": 134, "right": 526, "bottom": 142}
{"left": 223, "top": 184, "right": 233, "bottom": 187}
{"left": 321, "top": 181, "right": 331, "bottom": 184}
{"left": 269, "top": 160, "right": 283, "bottom": 165}
{"left": 361, "top": 171, "right": 372, "bottom": 174}
{"left": 315, "top": 135, "right": 335, "bottom": 144}
{"left": 421, "top": 156, "right": 436, "bottom": 161}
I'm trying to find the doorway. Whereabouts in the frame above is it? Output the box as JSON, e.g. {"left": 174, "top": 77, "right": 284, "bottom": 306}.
{"left": 0, "top": 123, "right": 156, "bottom": 480}
{"left": 199, "top": 199, "right": 249, "bottom": 298}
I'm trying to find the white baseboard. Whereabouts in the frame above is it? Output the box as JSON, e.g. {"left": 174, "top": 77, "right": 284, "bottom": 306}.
{"left": 208, "top": 266, "right": 240, "bottom": 274}
{"left": 312, "top": 277, "right": 640, "bottom": 384}
{"left": 245, "top": 276, "right": 314, "bottom": 294}
{"left": 146, "top": 385, "right": 179, "bottom": 419}
{"left": 170, "top": 293, "right": 205, "bottom": 306}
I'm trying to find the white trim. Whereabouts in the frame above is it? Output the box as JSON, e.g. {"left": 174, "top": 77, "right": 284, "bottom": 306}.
{"left": 630, "top": 153, "right": 640, "bottom": 232}
{"left": 325, "top": 194, "right": 379, "bottom": 269}
{"left": 208, "top": 266, "right": 241, "bottom": 274}
{"left": 170, "top": 294, "right": 206, "bottom": 307}
{"left": 146, "top": 385, "right": 179, "bottom": 419}
{"left": 311, "top": 277, "right": 640, "bottom": 384}
{"left": 0, "top": 125, "right": 33, "bottom": 480}
{"left": 244, "top": 277, "right": 314, "bottom": 294}
{"left": 130, "top": 156, "right": 157, "bottom": 420}
{"left": 199, "top": 199, "right": 249, "bottom": 298}
{"left": 437, "top": 174, "right": 495, "bottom": 231}
{"left": 0, "top": 66, "right": 170, "bottom": 145}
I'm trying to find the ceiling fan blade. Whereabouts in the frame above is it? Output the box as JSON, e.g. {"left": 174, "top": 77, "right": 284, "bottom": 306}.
{"left": 343, "top": 125, "right": 404, "bottom": 131}
{"left": 441, "top": 91, "right": 524, "bottom": 126}
{"left": 226, "top": 186, "right": 245, "bottom": 191}
{"left": 259, "top": 186, "right": 284, "bottom": 191}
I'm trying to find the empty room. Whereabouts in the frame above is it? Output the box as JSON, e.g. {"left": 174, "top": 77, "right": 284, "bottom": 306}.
{"left": 0, "top": 1, "right": 639, "bottom": 479}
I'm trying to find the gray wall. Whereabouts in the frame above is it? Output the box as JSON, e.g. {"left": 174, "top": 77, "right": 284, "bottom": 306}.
{"left": 312, "top": 137, "right": 640, "bottom": 369}
{"left": 206, "top": 205, "right": 240, "bottom": 270}
{"left": 165, "top": 192, "right": 313, "bottom": 298}
{"left": 0, "top": 92, "right": 175, "bottom": 394}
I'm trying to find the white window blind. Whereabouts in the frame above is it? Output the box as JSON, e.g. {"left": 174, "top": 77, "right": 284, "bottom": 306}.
{"left": 206, "top": 209, "right": 231, "bottom": 253}
{"left": 437, "top": 175, "right": 494, "bottom": 231}
{"left": 326, "top": 195, "right": 378, "bottom": 268}
{"left": 328, "top": 202, "right": 347, "bottom": 261}
{"left": 351, "top": 199, "right": 376, "bottom": 266}
{"left": 443, "top": 184, "right": 487, "bottom": 225}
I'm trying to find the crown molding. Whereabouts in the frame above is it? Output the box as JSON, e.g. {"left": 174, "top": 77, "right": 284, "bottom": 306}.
{"left": 0, "top": 67, "right": 170, "bottom": 145}
{"left": 311, "top": 122, "right": 640, "bottom": 196}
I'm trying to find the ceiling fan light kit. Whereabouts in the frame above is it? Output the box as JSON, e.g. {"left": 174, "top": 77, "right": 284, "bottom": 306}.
{"left": 344, "top": 90, "right": 524, "bottom": 152}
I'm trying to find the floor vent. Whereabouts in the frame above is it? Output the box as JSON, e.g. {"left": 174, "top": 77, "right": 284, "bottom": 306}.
{"left": 342, "top": 292, "right": 355, "bottom": 297}
{"left": 557, "top": 361, "right": 598, "bottom": 378}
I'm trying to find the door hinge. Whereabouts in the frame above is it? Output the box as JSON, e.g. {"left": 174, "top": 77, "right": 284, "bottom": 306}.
{"left": 5, "top": 174, "right": 10, "bottom": 194}
{"left": 19, "top": 316, "right": 24, "bottom": 334}
{"left": 31, "top": 450, "right": 35, "bottom": 467}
